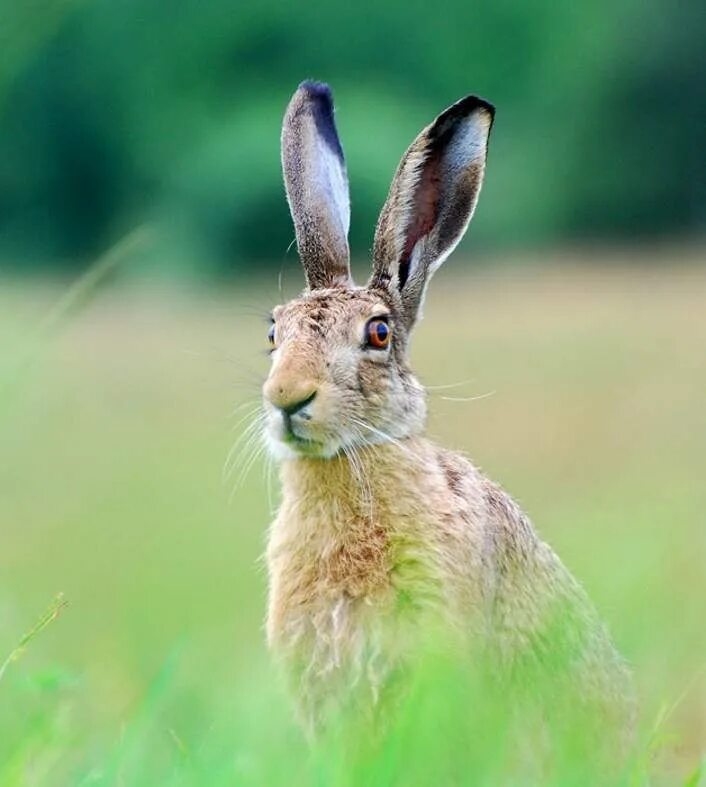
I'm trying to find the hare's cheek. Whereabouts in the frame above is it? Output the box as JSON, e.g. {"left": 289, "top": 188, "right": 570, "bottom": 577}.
{"left": 306, "top": 382, "right": 340, "bottom": 424}
{"left": 355, "top": 358, "right": 390, "bottom": 399}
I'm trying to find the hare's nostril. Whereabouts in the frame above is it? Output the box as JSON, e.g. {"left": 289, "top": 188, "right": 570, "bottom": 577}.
{"left": 280, "top": 391, "right": 317, "bottom": 417}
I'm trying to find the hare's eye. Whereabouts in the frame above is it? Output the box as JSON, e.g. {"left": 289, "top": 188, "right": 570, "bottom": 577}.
{"left": 365, "top": 318, "right": 391, "bottom": 350}
{"left": 267, "top": 323, "right": 276, "bottom": 347}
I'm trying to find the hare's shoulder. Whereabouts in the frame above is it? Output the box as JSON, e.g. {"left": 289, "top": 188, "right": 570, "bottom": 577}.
{"left": 428, "top": 442, "right": 527, "bottom": 528}
{"left": 425, "top": 441, "right": 551, "bottom": 576}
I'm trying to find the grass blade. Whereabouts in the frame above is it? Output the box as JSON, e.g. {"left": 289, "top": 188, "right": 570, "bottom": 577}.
{"left": 0, "top": 593, "right": 68, "bottom": 685}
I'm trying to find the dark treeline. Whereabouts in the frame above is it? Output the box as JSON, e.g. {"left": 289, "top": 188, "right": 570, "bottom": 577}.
{"left": 0, "top": 0, "right": 704, "bottom": 275}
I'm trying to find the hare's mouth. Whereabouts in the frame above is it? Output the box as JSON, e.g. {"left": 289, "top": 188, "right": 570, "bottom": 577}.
{"left": 273, "top": 430, "right": 334, "bottom": 459}
{"left": 264, "top": 409, "right": 332, "bottom": 458}
{"left": 284, "top": 430, "right": 323, "bottom": 452}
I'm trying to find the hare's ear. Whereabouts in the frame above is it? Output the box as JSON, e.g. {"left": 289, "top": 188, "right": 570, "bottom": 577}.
{"left": 281, "top": 81, "right": 351, "bottom": 289}
{"left": 370, "top": 96, "right": 494, "bottom": 327}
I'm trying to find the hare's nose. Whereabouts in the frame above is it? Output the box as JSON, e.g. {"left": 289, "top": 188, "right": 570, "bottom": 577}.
{"left": 264, "top": 380, "right": 317, "bottom": 416}
{"left": 281, "top": 390, "right": 316, "bottom": 417}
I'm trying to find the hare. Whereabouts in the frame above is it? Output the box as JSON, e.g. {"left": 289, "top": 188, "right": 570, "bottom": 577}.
{"left": 262, "top": 81, "right": 634, "bottom": 737}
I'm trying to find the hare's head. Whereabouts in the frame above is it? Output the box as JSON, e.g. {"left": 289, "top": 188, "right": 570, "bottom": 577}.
{"left": 263, "top": 82, "right": 494, "bottom": 459}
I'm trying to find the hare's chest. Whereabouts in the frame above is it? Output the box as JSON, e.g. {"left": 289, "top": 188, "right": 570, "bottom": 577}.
{"left": 277, "top": 587, "right": 399, "bottom": 680}
{"left": 266, "top": 519, "right": 398, "bottom": 656}
{"left": 266, "top": 513, "right": 444, "bottom": 723}
{"left": 269, "top": 578, "right": 413, "bottom": 727}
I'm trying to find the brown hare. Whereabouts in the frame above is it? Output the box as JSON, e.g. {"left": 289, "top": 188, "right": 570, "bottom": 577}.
{"left": 262, "top": 81, "right": 634, "bottom": 738}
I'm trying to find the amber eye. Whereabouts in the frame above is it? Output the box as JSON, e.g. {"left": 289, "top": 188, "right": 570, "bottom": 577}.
{"left": 267, "top": 323, "right": 276, "bottom": 347}
{"left": 365, "top": 318, "right": 391, "bottom": 349}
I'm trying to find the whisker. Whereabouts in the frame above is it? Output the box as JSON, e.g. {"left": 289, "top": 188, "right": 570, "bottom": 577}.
{"left": 226, "top": 302, "right": 276, "bottom": 320}
{"left": 230, "top": 437, "right": 267, "bottom": 502}
{"left": 225, "top": 409, "right": 262, "bottom": 456}
{"left": 349, "top": 417, "right": 415, "bottom": 458}
{"left": 228, "top": 400, "right": 261, "bottom": 421}
{"left": 351, "top": 441, "right": 374, "bottom": 523}
{"left": 227, "top": 422, "right": 269, "bottom": 502}
{"left": 227, "top": 376, "right": 266, "bottom": 395}
{"left": 223, "top": 412, "right": 266, "bottom": 480}
{"left": 439, "top": 391, "right": 496, "bottom": 403}
{"left": 342, "top": 441, "right": 373, "bottom": 524}
{"left": 424, "top": 378, "right": 477, "bottom": 391}
{"left": 264, "top": 452, "right": 278, "bottom": 516}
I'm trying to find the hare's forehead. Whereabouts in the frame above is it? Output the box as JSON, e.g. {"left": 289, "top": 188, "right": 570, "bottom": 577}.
{"left": 273, "top": 291, "right": 388, "bottom": 333}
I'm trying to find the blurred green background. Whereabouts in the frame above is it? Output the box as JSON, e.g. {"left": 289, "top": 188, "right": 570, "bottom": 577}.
{"left": 0, "top": 0, "right": 705, "bottom": 274}
{"left": 1, "top": 1, "right": 705, "bottom": 784}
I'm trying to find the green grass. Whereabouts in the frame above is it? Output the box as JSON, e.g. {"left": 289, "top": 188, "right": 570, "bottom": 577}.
{"left": 1, "top": 252, "right": 705, "bottom": 784}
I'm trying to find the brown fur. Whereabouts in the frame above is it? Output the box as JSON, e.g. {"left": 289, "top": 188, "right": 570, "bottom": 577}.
{"left": 262, "top": 84, "right": 635, "bottom": 737}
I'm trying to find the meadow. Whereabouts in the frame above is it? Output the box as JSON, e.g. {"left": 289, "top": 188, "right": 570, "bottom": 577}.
{"left": 1, "top": 250, "right": 705, "bottom": 784}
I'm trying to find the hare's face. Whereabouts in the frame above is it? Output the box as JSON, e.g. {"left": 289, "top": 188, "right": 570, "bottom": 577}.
{"left": 264, "top": 81, "right": 493, "bottom": 459}
{"left": 262, "top": 288, "right": 426, "bottom": 459}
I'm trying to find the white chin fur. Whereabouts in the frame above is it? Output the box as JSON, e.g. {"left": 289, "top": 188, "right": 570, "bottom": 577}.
{"left": 264, "top": 433, "right": 304, "bottom": 461}
{"left": 262, "top": 408, "right": 409, "bottom": 462}
{"left": 263, "top": 421, "right": 340, "bottom": 461}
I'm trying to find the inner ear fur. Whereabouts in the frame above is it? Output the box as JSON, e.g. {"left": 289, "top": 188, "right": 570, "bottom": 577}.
{"left": 281, "top": 81, "right": 352, "bottom": 290}
{"left": 370, "top": 95, "right": 494, "bottom": 327}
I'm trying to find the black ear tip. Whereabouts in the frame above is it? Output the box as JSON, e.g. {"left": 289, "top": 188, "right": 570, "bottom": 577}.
{"left": 455, "top": 94, "right": 495, "bottom": 120}
{"left": 289, "top": 80, "right": 344, "bottom": 162}
{"left": 297, "top": 80, "right": 335, "bottom": 107}
{"left": 473, "top": 96, "right": 495, "bottom": 115}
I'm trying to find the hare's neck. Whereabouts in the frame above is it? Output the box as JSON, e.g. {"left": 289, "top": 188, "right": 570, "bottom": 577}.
{"left": 278, "top": 438, "right": 430, "bottom": 534}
